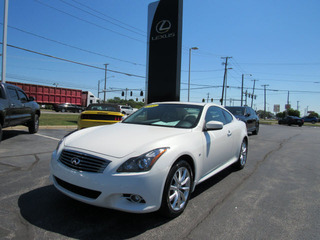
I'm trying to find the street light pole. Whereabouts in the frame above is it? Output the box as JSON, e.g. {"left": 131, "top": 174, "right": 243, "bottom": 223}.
{"left": 262, "top": 84, "right": 269, "bottom": 119}
{"left": 1, "top": 0, "right": 9, "bottom": 83}
{"left": 188, "top": 47, "right": 198, "bottom": 102}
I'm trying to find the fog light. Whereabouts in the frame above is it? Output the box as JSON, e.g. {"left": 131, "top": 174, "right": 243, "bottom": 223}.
{"left": 123, "top": 194, "right": 146, "bottom": 203}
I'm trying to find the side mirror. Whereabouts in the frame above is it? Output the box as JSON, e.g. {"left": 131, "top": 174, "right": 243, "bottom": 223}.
{"left": 28, "top": 96, "right": 35, "bottom": 101}
{"left": 205, "top": 121, "right": 223, "bottom": 131}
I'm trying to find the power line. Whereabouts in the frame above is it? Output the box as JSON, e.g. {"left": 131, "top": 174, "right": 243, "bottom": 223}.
{"left": 1, "top": 42, "right": 146, "bottom": 79}
{"left": 2, "top": 23, "right": 145, "bottom": 67}
{"left": 58, "top": 0, "right": 146, "bottom": 37}
{"left": 70, "top": 0, "right": 146, "bottom": 34}
{"left": 35, "top": 0, "right": 145, "bottom": 43}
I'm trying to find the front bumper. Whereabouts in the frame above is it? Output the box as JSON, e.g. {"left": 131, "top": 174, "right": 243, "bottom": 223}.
{"left": 50, "top": 150, "right": 166, "bottom": 213}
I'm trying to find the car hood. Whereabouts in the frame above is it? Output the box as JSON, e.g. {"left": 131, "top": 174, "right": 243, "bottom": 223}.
{"left": 64, "top": 123, "right": 190, "bottom": 158}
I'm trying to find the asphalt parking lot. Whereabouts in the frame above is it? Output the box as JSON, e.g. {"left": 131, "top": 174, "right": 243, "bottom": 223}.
{"left": 0, "top": 124, "right": 319, "bottom": 240}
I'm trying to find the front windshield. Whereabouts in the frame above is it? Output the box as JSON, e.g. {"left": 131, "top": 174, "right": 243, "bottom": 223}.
{"left": 225, "top": 107, "right": 245, "bottom": 116}
{"left": 122, "top": 104, "right": 203, "bottom": 128}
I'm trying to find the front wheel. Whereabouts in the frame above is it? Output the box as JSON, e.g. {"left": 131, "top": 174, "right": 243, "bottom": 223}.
{"left": 28, "top": 114, "right": 39, "bottom": 134}
{"left": 160, "top": 160, "right": 193, "bottom": 218}
{"left": 233, "top": 139, "right": 248, "bottom": 170}
{"left": 252, "top": 124, "right": 259, "bottom": 135}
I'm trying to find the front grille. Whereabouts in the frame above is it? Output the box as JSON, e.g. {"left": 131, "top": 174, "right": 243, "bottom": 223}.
{"left": 81, "top": 114, "right": 122, "bottom": 121}
{"left": 59, "top": 150, "right": 111, "bottom": 173}
{"left": 54, "top": 176, "right": 101, "bottom": 199}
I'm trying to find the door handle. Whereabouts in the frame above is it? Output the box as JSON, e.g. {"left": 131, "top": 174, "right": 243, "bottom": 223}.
{"left": 227, "top": 130, "right": 232, "bottom": 137}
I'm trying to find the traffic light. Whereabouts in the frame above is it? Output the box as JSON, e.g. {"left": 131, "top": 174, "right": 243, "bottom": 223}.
{"left": 121, "top": 91, "right": 124, "bottom": 96}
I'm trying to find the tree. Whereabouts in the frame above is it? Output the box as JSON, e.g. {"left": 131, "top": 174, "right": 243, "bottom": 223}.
{"left": 287, "top": 108, "right": 300, "bottom": 117}
{"left": 257, "top": 110, "right": 274, "bottom": 119}
{"left": 307, "top": 112, "right": 319, "bottom": 118}
{"left": 276, "top": 108, "right": 301, "bottom": 119}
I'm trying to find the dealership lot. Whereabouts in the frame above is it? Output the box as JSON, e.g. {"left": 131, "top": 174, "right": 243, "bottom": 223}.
{"left": 0, "top": 125, "right": 319, "bottom": 240}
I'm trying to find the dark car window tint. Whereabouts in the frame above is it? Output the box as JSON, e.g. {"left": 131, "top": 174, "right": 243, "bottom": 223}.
{"left": 205, "top": 106, "right": 227, "bottom": 125}
{"left": 17, "top": 90, "right": 28, "bottom": 101}
{"left": 8, "top": 87, "right": 19, "bottom": 100}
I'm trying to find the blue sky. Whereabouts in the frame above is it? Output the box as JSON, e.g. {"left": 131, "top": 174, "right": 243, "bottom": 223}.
{"left": 1, "top": 0, "right": 319, "bottom": 115}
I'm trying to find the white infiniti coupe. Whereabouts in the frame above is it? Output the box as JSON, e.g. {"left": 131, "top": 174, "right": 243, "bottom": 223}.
{"left": 50, "top": 102, "right": 248, "bottom": 218}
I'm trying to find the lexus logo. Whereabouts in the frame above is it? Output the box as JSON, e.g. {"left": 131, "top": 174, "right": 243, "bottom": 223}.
{"left": 71, "top": 157, "right": 81, "bottom": 166}
{"left": 156, "top": 20, "right": 171, "bottom": 34}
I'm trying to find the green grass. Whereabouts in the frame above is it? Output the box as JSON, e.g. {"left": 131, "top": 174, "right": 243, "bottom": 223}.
{"left": 40, "top": 113, "right": 79, "bottom": 126}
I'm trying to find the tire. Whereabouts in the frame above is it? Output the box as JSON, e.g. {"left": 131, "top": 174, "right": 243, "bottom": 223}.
{"left": 233, "top": 139, "right": 248, "bottom": 170}
{"left": 61, "top": 108, "right": 66, "bottom": 113}
{"left": 160, "top": 160, "right": 193, "bottom": 218}
{"left": 28, "top": 114, "right": 39, "bottom": 134}
{"left": 252, "top": 124, "right": 259, "bottom": 135}
{"left": 312, "top": 121, "right": 315, "bottom": 124}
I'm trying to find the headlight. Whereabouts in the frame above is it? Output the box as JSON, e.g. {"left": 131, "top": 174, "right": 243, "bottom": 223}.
{"left": 55, "top": 130, "right": 77, "bottom": 151}
{"left": 117, "top": 148, "right": 169, "bottom": 172}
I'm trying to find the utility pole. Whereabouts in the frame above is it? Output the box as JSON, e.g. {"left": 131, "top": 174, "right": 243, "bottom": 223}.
{"left": 297, "top": 101, "right": 299, "bottom": 111}
{"left": 244, "top": 90, "right": 248, "bottom": 106}
{"left": 1, "top": 0, "right": 9, "bottom": 83}
{"left": 220, "top": 56, "right": 232, "bottom": 105}
{"left": 103, "top": 64, "right": 108, "bottom": 102}
{"left": 98, "top": 80, "right": 100, "bottom": 99}
{"left": 241, "top": 74, "right": 252, "bottom": 106}
{"left": 262, "top": 84, "right": 269, "bottom": 119}
{"left": 251, "top": 79, "right": 258, "bottom": 108}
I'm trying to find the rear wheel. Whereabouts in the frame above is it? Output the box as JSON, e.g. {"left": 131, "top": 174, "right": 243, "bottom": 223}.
{"left": 234, "top": 139, "right": 248, "bottom": 170}
{"left": 28, "top": 114, "right": 39, "bottom": 134}
{"left": 160, "top": 160, "right": 193, "bottom": 218}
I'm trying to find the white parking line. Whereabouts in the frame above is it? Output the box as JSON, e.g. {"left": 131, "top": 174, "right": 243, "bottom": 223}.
{"left": 35, "top": 133, "right": 60, "bottom": 141}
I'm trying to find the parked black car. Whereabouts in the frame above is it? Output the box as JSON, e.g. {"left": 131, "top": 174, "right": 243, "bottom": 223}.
{"left": 302, "top": 116, "right": 318, "bottom": 124}
{"left": 53, "top": 103, "right": 83, "bottom": 113}
{"left": 0, "top": 83, "right": 40, "bottom": 142}
{"left": 278, "top": 116, "right": 304, "bottom": 126}
{"left": 225, "top": 106, "right": 259, "bottom": 135}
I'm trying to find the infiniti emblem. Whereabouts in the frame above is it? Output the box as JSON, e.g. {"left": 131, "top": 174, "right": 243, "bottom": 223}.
{"left": 71, "top": 157, "right": 81, "bottom": 166}
{"left": 156, "top": 20, "right": 171, "bottom": 34}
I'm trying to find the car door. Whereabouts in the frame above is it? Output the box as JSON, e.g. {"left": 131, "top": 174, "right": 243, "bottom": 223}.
{"left": 201, "top": 106, "right": 235, "bottom": 177}
{"left": 6, "top": 86, "right": 24, "bottom": 125}
{"left": 17, "top": 89, "right": 33, "bottom": 123}
{"left": 245, "top": 107, "right": 254, "bottom": 131}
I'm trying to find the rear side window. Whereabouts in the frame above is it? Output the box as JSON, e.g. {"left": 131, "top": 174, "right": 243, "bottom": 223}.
{"left": 17, "top": 90, "right": 28, "bottom": 101}
{"left": 222, "top": 110, "right": 233, "bottom": 124}
{"left": 8, "top": 87, "right": 19, "bottom": 100}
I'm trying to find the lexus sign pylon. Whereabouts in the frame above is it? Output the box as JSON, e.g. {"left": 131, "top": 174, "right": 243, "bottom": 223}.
{"left": 146, "top": 0, "right": 183, "bottom": 104}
